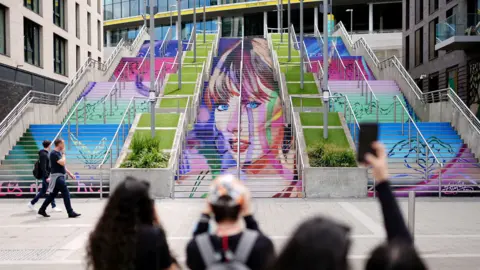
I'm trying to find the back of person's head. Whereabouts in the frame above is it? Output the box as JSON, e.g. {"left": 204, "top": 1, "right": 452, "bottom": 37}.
{"left": 366, "top": 240, "right": 427, "bottom": 270}
{"left": 87, "top": 177, "right": 156, "bottom": 270}
{"left": 54, "top": 138, "right": 63, "bottom": 147}
{"left": 42, "top": 140, "right": 51, "bottom": 149}
{"left": 271, "top": 216, "right": 351, "bottom": 270}
{"left": 209, "top": 174, "right": 246, "bottom": 223}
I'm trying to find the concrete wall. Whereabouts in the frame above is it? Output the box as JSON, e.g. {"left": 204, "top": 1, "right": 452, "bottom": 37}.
{"left": 0, "top": 80, "right": 31, "bottom": 122}
{"left": 351, "top": 32, "right": 402, "bottom": 51}
{"left": 305, "top": 167, "right": 368, "bottom": 198}
{"left": 0, "top": 0, "right": 103, "bottom": 84}
{"left": 110, "top": 168, "right": 173, "bottom": 198}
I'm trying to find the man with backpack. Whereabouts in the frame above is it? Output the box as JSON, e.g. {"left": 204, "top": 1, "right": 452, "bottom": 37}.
{"left": 186, "top": 174, "right": 275, "bottom": 270}
{"left": 28, "top": 140, "right": 61, "bottom": 212}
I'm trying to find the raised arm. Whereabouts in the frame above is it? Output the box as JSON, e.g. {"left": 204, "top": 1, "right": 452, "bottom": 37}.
{"left": 365, "top": 142, "right": 412, "bottom": 243}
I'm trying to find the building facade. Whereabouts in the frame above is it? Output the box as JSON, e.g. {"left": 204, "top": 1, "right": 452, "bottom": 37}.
{"left": 403, "top": 0, "right": 480, "bottom": 116}
{"left": 0, "top": 0, "right": 103, "bottom": 93}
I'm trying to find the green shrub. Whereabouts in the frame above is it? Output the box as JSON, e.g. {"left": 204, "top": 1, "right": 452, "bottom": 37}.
{"left": 308, "top": 143, "right": 356, "bottom": 167}
{"left": 121, "top": 134, "right": 170, "bottom": 168}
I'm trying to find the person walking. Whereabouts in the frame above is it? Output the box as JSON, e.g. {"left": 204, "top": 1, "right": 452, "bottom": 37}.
{"left": 38, "top": 138, "right": 80, "bottom": 218}
{"left": 28, "top": 140, "right": 62, "bottom": 212}
{"left": 87, "top": 176, "right": 176, "bottom": 270}
{"left": 186, "top": 174, "right": 275, "bottom": 270}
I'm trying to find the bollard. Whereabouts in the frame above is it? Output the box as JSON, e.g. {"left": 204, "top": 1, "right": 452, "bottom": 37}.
{"left": 408, "top": 191, "right": 416, "bottom": 241}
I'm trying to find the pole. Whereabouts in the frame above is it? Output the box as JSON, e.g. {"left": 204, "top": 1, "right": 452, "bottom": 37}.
{"left": 322, "top": 0, "right": 329, "bottom": 139}
{"left": 280, "top": 0, "right": 283, "bottom": 42}
{"left": 144, "top": 0, "right": 147, "bottom": 26}
{"left": 178, "top": 1, "right": 182, "bottom": 90}
{"left": 278, "top": 0, "right": 281, "bottom": 40}
{"left": 288, "top": 0, "right": 291, "bottom": 61}
{"left": 408, "top": 191, "right": 416, "bottom": 241}
{"left": 193, "top": 0, "right": 196, "bottom": 62}
{"left": 203, "top": 0, "right": 206, "bottom": 43}
{"left": 300, "top": 0, "right": 304, "bottom": 90}
{"left": 350, "top": 10, "right": 353, "bottom": 35}
{"left": 149, "top": 0, "right": 156, "bottom": 138}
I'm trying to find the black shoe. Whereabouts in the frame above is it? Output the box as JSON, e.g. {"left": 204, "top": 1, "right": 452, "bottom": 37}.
{"left": 38, "top": 210, "right": 50, "bottom": 217}
{"left": 68, "top": 212, "right": 81, "bottom": 218}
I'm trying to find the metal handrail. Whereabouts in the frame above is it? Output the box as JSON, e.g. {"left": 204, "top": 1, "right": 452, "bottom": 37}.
{"left": 379, "top": 55, "right": 423, "bottom": 100}
{"left": 393, "top": 95, "right": 443, "bottom": 166}
{"left": 314, "top": 24, "right": 324, "bottom": 45}
{"left": 104, "top": 39, "right": 125, "bottom": 72}
{"left": 332, "top": 41, "right": 346, "bottom": 80}
{"left": 137, "top": 46, "right": 151, "bottom": 72}
{"left": 50, "top": 97, "right": 86, "bottom": 148}
{"left": 423, "top": 88, "right": 480, "bottom": 133}
{"left": 129, "top": 24, "right": 147, "bottom": 53}
{"left": 353, "top": 59, "right": 379, "bottom": 121}
{"left": 290, "top": 24, "right": 299, "bottom": 49}
{"left": 103, "top": 62, "right": 130, "bottom": 119}
{"left": 344, "top": 95, "right": 361, "bottom": 144}
{"left": 153, "top": 62, "right": 167, "bottom": 96}
{"left": 186, "top": 27, "right": 195, "bottom": 51}
{"left": 159, "top": 27, "right": 172, "bottom": 57}
{"left": 302, "top": 40, "right": 312, "bottom": 72}
{"left": 288, "top": 95, "right": 305, "bottom": 196}
{"left": 97, "top": 97, "right": 135, "bottom": 170}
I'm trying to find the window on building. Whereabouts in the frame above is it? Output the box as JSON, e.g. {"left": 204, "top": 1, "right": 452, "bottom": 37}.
{"left": 429, "top": 18, "right": 438, "bottom": 60}
{"left": 0, "top": 5, "right": 6, "bottom": 55}
{"left": 98, "top": 0, "right": 102, "bottom": 14}
{"left": 87, "top": 0, "right": 91, "bottom": 6}
{"left": 53, "top": 34, "right": 67, "bottom": 75}
{"left": 87, "top": 12, "right": 91, "bottom": 45}
{"left": 97, "top": 20, "right": 101, "bottom": 51}
{"left": 405, "top": 35, "right": 410, "bottom": 69}
{"left": 76, "top": 45, "right": 80, "bottom": 71}
{"left": 415, "top": 0, "right": 423, "bottom": 23}
{"left": 24, "top": 18, "right": 41, "bottom": 67}
{"left": 75, "top": 3, "right": 80, "bottom": 38}
{"left": 446, "top": 5, "right": 458, "bottom": 19}
{"left": 98, "top": 56, "right": 102, "bottom": 63}
{"left": 24, "top": 0, "right": 40, "bottom": 14}
{"left": 88, "top": 51, "right": 92, "bottom": 58}
{"left": 446, "top": 66, "right": 458, "bottom": 92}
{"left": 429, "top": 72, "right": 439, "bottom": 91}
{"left": 406, "top": 0, "right": 410, "bottom": 30}
{"left": 53, "top": 0, "right": 65, "bottom": 30}
{"left": 429, "top": 0, "right": 438, "bottom": 14}
{"left": 415, "top": 27, "right": 423, "bottom": 66}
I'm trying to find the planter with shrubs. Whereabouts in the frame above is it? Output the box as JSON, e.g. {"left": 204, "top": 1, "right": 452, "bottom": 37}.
{"left": 304, "top": 142, "right": 367, "bottom": 198}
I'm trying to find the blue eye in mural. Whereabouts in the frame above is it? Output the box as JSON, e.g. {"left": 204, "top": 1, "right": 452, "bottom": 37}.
{"left": 216, "top": 104, "right": 229, "bottom": 111}
{"left": 246, "top": 101, "right": 261, "bottom": 109}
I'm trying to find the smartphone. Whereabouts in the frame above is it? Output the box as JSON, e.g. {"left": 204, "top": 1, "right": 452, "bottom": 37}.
{"left": 357, "top": 123, "right": 379, "bottom": 164}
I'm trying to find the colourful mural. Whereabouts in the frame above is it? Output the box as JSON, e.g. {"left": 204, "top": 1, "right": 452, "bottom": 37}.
{"left": 111, "top": 57, "right": 175, "bottom": 82}
{"left": 176, "top": 38, "right": 299, "bottom": 198}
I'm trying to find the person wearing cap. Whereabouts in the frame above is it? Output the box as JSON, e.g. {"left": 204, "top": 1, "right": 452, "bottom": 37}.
{"left": 186, "top": 174, "right": 275, "bottom": 270}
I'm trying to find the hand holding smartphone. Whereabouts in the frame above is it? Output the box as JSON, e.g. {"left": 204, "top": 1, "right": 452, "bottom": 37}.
{"left": 357, "top": 123, "right": 379, "bottom": 164}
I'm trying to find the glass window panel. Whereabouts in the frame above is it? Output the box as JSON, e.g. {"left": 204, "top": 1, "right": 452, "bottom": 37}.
{"left": 105, "top": 4, "right": 113, "bottom": 20}
{"left": 0, "top": 6, "right": 5, "bottom": 55}
{"left": 113, "top": 3, "right": 121, "bottom": 19}
{"left": 130, "top": 0, "right": 139, "bottom": 16}
{"left": 122, "top": 1, "right": 129, "bottom": 17}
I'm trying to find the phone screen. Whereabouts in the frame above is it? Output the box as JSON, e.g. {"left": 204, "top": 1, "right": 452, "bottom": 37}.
{"left": 357, "top": 123, "right": 379, "bottom": 164}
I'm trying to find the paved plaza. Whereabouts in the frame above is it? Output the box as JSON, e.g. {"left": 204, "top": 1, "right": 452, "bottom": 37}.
{"left": 0, "top": 198, "right": 479, "bottom": 269}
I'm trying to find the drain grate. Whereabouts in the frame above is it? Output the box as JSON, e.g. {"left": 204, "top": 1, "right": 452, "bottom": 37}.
{"left": 0, "top": 249, "right": 56, "bottom": 261}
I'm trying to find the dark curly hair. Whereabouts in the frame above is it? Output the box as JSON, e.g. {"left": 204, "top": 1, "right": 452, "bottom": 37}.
{"left": 86, "top": 177, "right": 158, "bottom": 270}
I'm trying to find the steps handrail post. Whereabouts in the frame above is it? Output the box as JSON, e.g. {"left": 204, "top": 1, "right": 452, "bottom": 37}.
{"left": 425, "top": 146, "right": 429, "bottom": 182}
{"left": 110, "top": 94, "right": 113, "bottom": 115}
{"left": 408, "top": 119, "right": 412, "bottom": 148}
{"left": 438, "top": 166, "right": 442, "bottom": 198}
{"left": 401, "top": 106, "right": 405, "bottom": 135}
{"left": 83, "top": 97, "right": 87, "bottom": 124}
{"left": 103, "top": 100, "right": 106, "bottom": 124}
{"left": 416, "top": 132, "right": 419, "bottom": 162}
{"left": 376, "top": 100, "right": 379, "bottom": 122}
{"left": 133, "top": 98, "right": 136, "bottom": 116}
{"left": 100, "top": 172, "right": 103, "bottom": 199}
{"left": 128, "top": 106, "right": 131, "bottom": 129}
{"left": 67, "top": 120, "right": 71, "bottom": 150}
{"left": 369, "top": 91, "right": 373, "bottom": 113}
{"left": 75, "top": 106, "right": 79, "bottom": 137}
{"left": 393, "top": 97, "right": 397, "bottom": 123}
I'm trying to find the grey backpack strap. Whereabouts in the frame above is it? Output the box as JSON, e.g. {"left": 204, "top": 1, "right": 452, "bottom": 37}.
{"left": 235, "top": 230, "right": 259, "bottom": 263}
{"left": 195, "top": 233, "right": 218, "bottom": 267}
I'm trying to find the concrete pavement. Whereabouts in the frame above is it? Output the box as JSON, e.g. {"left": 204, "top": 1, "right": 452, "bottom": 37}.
{"left": 0, "top": 198, "right": 479, "bottom": 269}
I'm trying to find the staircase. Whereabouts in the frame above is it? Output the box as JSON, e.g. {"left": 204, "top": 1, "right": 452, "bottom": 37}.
{"left": 175, "top": 37, "right": 300, "bottom": 198}
{"left": 0, "top": 124, "right": 127, "bottom": 197}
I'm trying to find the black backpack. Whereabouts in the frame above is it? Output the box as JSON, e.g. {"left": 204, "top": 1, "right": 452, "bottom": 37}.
{"left": 33, "top": 160, "right": 42, "bottom": 179}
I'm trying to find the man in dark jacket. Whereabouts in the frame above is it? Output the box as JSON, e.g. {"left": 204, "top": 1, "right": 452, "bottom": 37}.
{"left": 28, "top": 140, "right": 61, "bottom": 212}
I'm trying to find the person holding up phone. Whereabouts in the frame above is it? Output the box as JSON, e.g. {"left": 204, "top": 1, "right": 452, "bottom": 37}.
{"left": 38, "top": 138, "right": 81, "bottom": 218}
{"left": 364, "top": 142, "right": 426, "bottom": 270}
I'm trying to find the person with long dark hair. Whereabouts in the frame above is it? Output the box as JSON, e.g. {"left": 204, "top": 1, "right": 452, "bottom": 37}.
{"left": 86, "top": 177, "right": 175, "bottom": 270}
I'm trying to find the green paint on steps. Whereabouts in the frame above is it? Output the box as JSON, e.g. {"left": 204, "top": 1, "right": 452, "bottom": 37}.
{"left": 292, "top": 97, "right": 323, "bottom": 107}
{"left": 131, "top": 130, "right": 175, "bottom": 149}
{"left": 303, "top": 128, "right": 350, "bottom": 149}
{"left": 137, "top": 113, "right": 180, "bottom": 128}
{"left": 158, "top": 97, "right": 189, "bottom": 108}
{"left": 300, "top": 112, "right": 342, "bottom": 126}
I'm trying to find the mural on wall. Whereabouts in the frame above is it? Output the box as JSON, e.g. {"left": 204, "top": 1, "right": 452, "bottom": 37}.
{"left": 467, "top": 58, "right": 480, "bottom": 119}
{"left": 176, "top": 38, "right": 299, "bottom": 198}
{"left": 111, "top": 57, "right": 175, "bottom": 82}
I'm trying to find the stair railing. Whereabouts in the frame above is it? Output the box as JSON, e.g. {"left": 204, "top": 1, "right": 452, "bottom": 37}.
{"left": 314, "top": 24, "right": 325, "bottom": 46}
{"left": 392, "top": 95, "right": 444, "bottom": 197}
{"left": 97, "top": 97, "right": 135, "bottom": 199}
{"left": 153, "top": 62, "right": 168, "bottom": 96}
{"left": 160, "top": 27, "right": 172, "bottom": 57}
{"left": 331, "top": 41, "right": 347, "bottom": 80}
{"left": 379, "top": 55, "right": 423, "bottom": 100}
{"left": 103, "top": 62, "right": 130, "bottom": 122}
{"left": 137, "top": 46, "right": 151, "bottom": 77}
{"left": 192, "top": 62, "right": 206, "bottom": 120}
{"left": 129, "top": 24, "right": 148, "bottom": 53}
{"left": 214, "top": 22, "right": 221, "bottom": 57}
{"left": 50, "top": 97, "right": 86, "bottom": 151}
{"left": 288, "top": 95, "right": 306, "bottom": 196}
{"left": 186, "top": 27, "right": 195, "bottom": 51}
{"left": 353, "top": 60, "right": 379, "bottom": 122}
{"left": 315, "top": 60, "right": 324, "bottom": 82}
{"left": 103, "top": 39, "right": 125, "bottom": 73}
{"left": 172, "top": 96, "right": 192, "bottom": 198}
{"left": 343, "top": 95, "right": 361, "bottom": 146}
{"left": 302, "top": 40, "right": 313, "bottom": 73}
{"left": 290, "top": 24, "right": 299, "bottom": 49}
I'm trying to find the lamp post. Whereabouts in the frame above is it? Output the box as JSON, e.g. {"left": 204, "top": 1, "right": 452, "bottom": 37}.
{"left": 177, "top": 0, "right": 182, "bottom": 90}
{"left": 288, "top": 0, "right": 291, "bottom": 61}
{"left": 300, "top": 0, "right": 304, "bottom": 90}
{"left": 346, "top": 9, "right": 353, "bottom": 36}
{"left": 203, "top": 0, "right": 206, "bottom": 43}
{"left": 323, "top": 0, "right": 329, "bottom": 139}
{"left": 193, "top": 0, "right": 196, "bottom": 62}
{"left": 149, "top": 0, "right": 156, "bottom": 138}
